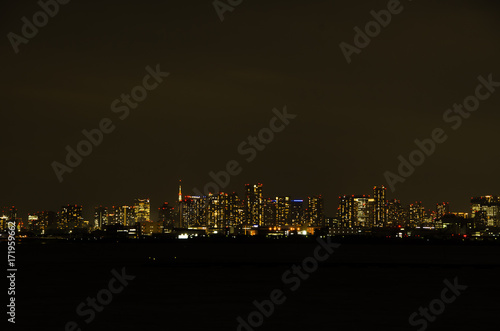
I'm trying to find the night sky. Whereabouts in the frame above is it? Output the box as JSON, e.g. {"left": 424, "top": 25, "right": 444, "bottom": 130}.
{"left": 2, "top": 0, "right": 500, "bottom": 220}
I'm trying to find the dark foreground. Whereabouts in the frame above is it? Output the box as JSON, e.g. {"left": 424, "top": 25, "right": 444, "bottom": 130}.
{"left": 5, "top": 238, "right": 500, "bottom": 330}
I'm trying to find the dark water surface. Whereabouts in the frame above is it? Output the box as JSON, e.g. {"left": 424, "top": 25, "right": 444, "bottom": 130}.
{"left": 9, "top": 240, "right": 500, "bottom": 330}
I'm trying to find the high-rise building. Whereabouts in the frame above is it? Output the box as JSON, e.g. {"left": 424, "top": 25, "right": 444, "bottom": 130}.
{"left": 2, "top": 206, "right": 19, "bottom": 230}
{"left": 0, "top": 207, "right": 23, "bottom": 232}
{"left": 94, "top": 206, "right": 108, "bottom": 229}
{"left": 245, "top": 183, "right": 264, "bottom": 226}
{"left": 338, "top": 195, "right": 355, "bottom": 228}
{"left": 436, "top": 202, "right": 450, "bottom": 219}
{"left": 27, "top": 214, "right": 40, "bottom": 233}
{"left": 338, "top": 195, "right": 373, "bottom": 228}
{"left": 355, "top": 196, "right": 375, "bottom": 228}
{"left": 181, "top": 196, "right": 207, "bottom": 228}
{"left": 0, "top": 215, "right": 7, "bottom": 231}
{"left": 373, "top": 186, "right": 387, "bottom": 227}
{"left": 275, "top": 196, "right": 292, "bottom": 227}
{"left": 121, "top": 206, "right": 136, "bottom": 226}
{"left": 207, "top": 193, "right": 230, "bottom": 230}
{"left": 107, "top": 206, "right": 122, "bottom": 225}
{"left": 36, "top": 211, "right": 58, "bottom": 232}
{"left": 134, "top": 198, "right": 151, "bottom": 223}
{"left": 0, "top": 207, "right": 10, "bottom": 231}
{"left": 306, "top": 195, "right": 325, "bottom": 227}
{"left": 387, "top": 199, "right": 405, "bottom": 227}
{"left": 290, "top": 199, "right": 305, "bottom": 226}
{"left": 408, "top": 201, "right": 425, "bottom": 227}
{"left": 471, "top": 196, "right": 500, "bottom": 227}
{"left": 263, "top": 198, "right": 276, "bottom": 227}
{"left": 59, "top": 204, "right": 84, "bottom": 230}
{"left": 159, "top": 202, "right": 175, "bottom": 231}
{"left": 226, "top": 192, "right": 241, "bottom": 228}
{"left": 108, "top": 206, "right": 133, "bottom": 226}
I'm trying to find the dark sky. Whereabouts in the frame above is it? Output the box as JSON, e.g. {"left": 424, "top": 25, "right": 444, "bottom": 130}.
{"left": 2, "top": 0, "right": 500, "bottom": 220}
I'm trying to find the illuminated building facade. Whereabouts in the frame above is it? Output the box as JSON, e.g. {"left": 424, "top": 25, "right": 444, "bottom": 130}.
{"left": 275, "top": 196, "right": 292, "bottom": 227}
{"left": 338, "top": 195, "right": 373, "bottom": 228}
{"left": 355, "top": 196, "right": 375, "bottom": 228}
{"left": 94, "top": 206, "right": 108, "bottom": 229}
{"left": 436, "top": 202, "right": 450, "bottom": 220}
{"left": 0, "top": 207, "right": 10, "bottom": 231}
{"left": 0, "top": 215, "right": 7, "bottom": 231}
{"left": 263, "top": 198, "right": 276, "bottom": 227}
{"left": 121, "top": 206, "right": 136, "bottom": 226}
{"left": 338, "top": 195, "right": 355, "bottom": 228}
{"left": 134, "top": 198, "right": 151, "bottom": 223}
{"left": 386, "top": 199, "right": 404, "bottom": 227}
{"left": 59, "top": 204, "right": 84, "bottom": 230}
{"left": 107, "top": 206, "right": 121, "bottom": 225}
{"left": 107, "top": 206, "right": 135, "bottom": 226}
{"left": 181, "top": 196, "right": 207, "bottom": 228}
{"left": 408, "top": 201, "right": 425, "bottom": 227}
{"left": 27, "top": 214, "right": 40, "bottom": 233}
{"left": 207, "top": 193, "right": 231, "bottom": 230}
{"left": 1, "top": 206, "right": 21, "bottom": 231}
{"left": 306, "top": 195, "right": 324, "bottom": 227}
{"left": 245, "top": 183, "right": 264, "bottom": 226}
{"left": 373, "top": 186, "right": 387, "bottom": 227}
{"left": 36, "top": 211, "right": 58, "bottom": 232}
{"left": 290, "top": 199, "right": 305, "bottom": 226}
{"left": 226, "top": 192, "right": 242, "bottom": 228}
{"left": 471, "top": 196, "right": 500, "bottom": 227}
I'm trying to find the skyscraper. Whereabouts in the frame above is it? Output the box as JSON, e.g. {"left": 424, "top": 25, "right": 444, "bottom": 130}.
{"left": 338, "top": 195, "right": 372, "bottom": 228}
{"left": 263, "top": 198, "right": 276, "bottom": 227}
{"left": 37, "top": 211, "right": 58, "bottom": 232}
{"left": 226, "top": 192, "right": 241, "bottom": 228}
{"left": 59, "top": 204, "right": 84, "bottom": 230}
{"left": 275, "top": 196, "right": 292, "bottom": 227}
{"left": 94, "top": 206, "right": 108, "bottom": 229}
{"left": 134, "top": 198, "right": 151, "bottom": 223}
{"left": 245, "top": 183, "right": 264, "bottom": 226}
{"left": 338, "top": 195, "right": 355, "bottom": 228}
{"left": 355, "top": 196, "right": 375, "bottom": 228}
{"left": 306, "top": 195, "right": 325, "bottom": 227}
{"left": 436, "top": 202, "right": 450, "bottom": 219}
{"left": 207, "top": 193, "right": 230, "bottom": 230}
{"left": 121, "top": 206, "right": 136, "bottom": 226}
{"left": 373, "top": 186, "right": 387, "bottom": 227}
{"left": 290, "top": 199, "right": 305, "bottom": 226}
{"left": 0, "top": 207, "right": 10, "bottom": 231}
{"left": 27, "top": 214, "right": 40, "bottom": 233}
{"left": 408, "top": 201, "right": 425, "bottom": 227}
{"left": 181, "top": 196, "right": 207, "bottom": 228}
{"left": 387, "top": 199, "right": 404, "bottom": 227}
{"left": 108, "top": 206, "right": 121, "bottom": 225}
{"left": 159, "top": 202, "right": 175, "bottom": 231}
{"left": 471, "top": 196, "right": 500, "bottom": 227}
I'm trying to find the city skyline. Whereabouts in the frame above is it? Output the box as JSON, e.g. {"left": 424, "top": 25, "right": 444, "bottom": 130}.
{"left": 3, "top": 181, "right": 499, "bottom": 234}
{"left": 5, "top": 187, "right": 499, "bottom": 220}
